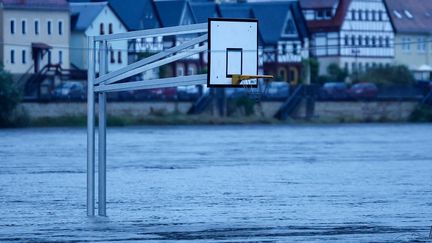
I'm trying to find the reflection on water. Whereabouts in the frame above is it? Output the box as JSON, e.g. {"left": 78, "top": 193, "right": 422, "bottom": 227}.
{"left": 0, "top": 124, "right": 431, "bottom": 242}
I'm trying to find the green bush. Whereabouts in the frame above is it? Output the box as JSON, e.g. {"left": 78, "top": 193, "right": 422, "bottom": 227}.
{"left": 356, "top": 65, "right": 415, "bottom": 86}
{"left": 0, "top": 65, "right": 21, "bottom": 127}
{"left": 410, "top": 105, "right": 432, "bottom": 122}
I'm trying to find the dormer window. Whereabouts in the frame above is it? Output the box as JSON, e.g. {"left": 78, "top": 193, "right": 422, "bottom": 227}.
{"left": 394, "top": 10, "right": 402, "bottom": 19}
{"left": 404, "top": 10, "right": 413, "bottom": 19}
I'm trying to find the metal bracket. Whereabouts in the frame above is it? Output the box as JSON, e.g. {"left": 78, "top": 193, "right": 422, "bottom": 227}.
{"left": 231, "top": 74, "right": 274, "bottom": 85}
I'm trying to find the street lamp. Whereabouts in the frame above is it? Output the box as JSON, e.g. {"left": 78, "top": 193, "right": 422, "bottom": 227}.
{"left": 352, "top": 48, "right": 360, "bottom": 82}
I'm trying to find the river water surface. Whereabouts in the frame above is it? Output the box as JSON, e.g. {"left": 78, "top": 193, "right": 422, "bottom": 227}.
{"left": 0, "top": 124, "right": 431, "bottom": 242}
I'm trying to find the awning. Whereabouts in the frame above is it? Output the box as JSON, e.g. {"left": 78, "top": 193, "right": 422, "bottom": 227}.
{"left": 417, "top": 64, "right": 432, "bottom": 72}
{"left": 31, "top": 42, "right": 52, "bottom": 50}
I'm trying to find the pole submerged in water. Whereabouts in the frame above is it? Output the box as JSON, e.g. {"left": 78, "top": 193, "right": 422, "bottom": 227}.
{"left": 87, "top": 36, "right": 96, "bottom": 216}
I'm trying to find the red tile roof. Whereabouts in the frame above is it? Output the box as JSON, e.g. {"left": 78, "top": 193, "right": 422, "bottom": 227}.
{"left": 384, "top": 0, "right": 432, "bottom": 34}
{"left": 301, "top": 0, "right": 351, "bottom": 33}
{"left": 300, "top": 0, "right": 339, "bottom": 9}
{"left": 0, "top": 0, "right": 69, "bottom": 10}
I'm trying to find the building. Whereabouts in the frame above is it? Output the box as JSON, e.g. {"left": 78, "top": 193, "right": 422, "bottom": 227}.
{"left": 70, "top": 2, "right": 128, "bottom": 73}
{"left": 0, "top": 0, "right": 70, "bottom": 75}
{"left": 108, "top": 0, "right": 163, "bottom": 61}
{"left": 250, "top": 2, "right": 309, "bottom": 83}
{"left": 385, "top": 0, "right": 432, "bottom": 81}
{"left": 300, "top": 0, "right": 394, "bottom": 75}
{"left": 154, "top": 0, "right": 201, "bottom": 77}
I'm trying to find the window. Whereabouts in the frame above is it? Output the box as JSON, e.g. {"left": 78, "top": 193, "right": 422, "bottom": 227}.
{"left": 352, "top": 10, "right": 356, "bottom": 20}
{"left": 58, "top": 21, "right": 63, "bottom": 35}
{"left": 325, "top": 9, "right": 332, "bottom": 18}
{"left": 100, "top": 23, "right": 104, "bottom": 35}
{"left": 109, "top": 23, "right": 113, "bottom": 34}
{"left": 317, "top": 10, "right": 324, "bottom": 19}
{"left": 47, "top": 21, "right": 52, "bottom": 35}
{"left": 188, "top": 65, "right": 196, "bottom": 75}
{"left": 10, "top": 20, "right": 15, "bottom": 34}
{"left": 283, "top": 19, "right": 296, "bottom": 35}
{"left": 365, "top": 36, "right": 370, "bottom": 46}
{"left": 22, "top": 50, "right": 26, "bottom": 64}
{"left": 402, "top": 37, "right": 411, "bottom": 51}
{"left": 351, "top": 36, "right": 356, "bottom": 46}
{"left": 371, "top": 10, "right": 376, "bottom": 21}
{"left": 372, "top": 36, "right": 376, "bottom": 47}
{"left": 378, "top": 11, "right": 383, "bottom": 21}
{"left": 385, "top": 37, "right": 390, "bottom": 47}
{"left": 110, "top": 49, "right": 115, "bottom": 63}
{"left": 293, "top": 43, "right": 298, "bottom": 55}
{"left": 59, "top": 51, "right": 63, "bottom": 64}
{"left": 358, "top": 36, "right": 362, "bottom": 46}
{"left": 117, "top": 51, "right": 122, "bottom": 63}
{"left": 48, "top": 50, "right": 51, "bottom": 64}
{"left": 11, "top": 50, "right": 15, "bottom": 64}
{"left": 418, "top": 37, "right": 426, "bottom": 52}
{"left": 21, "top": 20, "right": 26, "bottom": 34}
{"left": 358, "top": 10, "right": 363, "bottom": 20}
{"left": 378, "top": 36, "right": 383, "bottom": 47}
{"left": 35, "top": 20, "right": 39, "bottom": 35}
{"left": 177, "top": 66, "right": 184, "bottom": 76}
{"left": 365, "top": 10, "right": 369, "bottom": 20}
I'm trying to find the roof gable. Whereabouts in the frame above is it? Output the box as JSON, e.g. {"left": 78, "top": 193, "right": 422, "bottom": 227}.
{"left": 301, "top": 0, "right": 351, "bottom": 32}
{"left": 70, "top": 2, "right": 107, "bottom": 31}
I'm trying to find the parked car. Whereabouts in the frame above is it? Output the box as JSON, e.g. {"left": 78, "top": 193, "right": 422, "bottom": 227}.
{"left": 177, "top": 85, "right": 201, "bottom": 100}
{"left": 52, "top": 81, "right": 85, "bottom": 101}
{"left": 263, "top": 81, "right": 290, "bottom": 100}
{"left": 348, "top": 82, "right": 379, "bottom": 99}
{"left": 320, "top": 82, "right": 348, "bottom": 100}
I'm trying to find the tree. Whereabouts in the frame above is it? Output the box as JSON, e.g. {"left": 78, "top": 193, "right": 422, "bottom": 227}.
{"left": 327, "top": 63, "right": 348, "bottom": 82}
{"left": 0, "top": 64, "right": 20, "bottom": 127}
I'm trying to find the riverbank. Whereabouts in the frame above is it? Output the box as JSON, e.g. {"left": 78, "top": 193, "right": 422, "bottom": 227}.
{"left": 2, "top": 100, "right": 430, "bottom": 127}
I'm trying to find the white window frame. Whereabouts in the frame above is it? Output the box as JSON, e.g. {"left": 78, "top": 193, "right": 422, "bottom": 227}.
{"left": 21, "top": 19, "right": 27, "bottom": 35}
{"left": 58, "top": 20, "right": 64, "bottom": 35}
{"left": 34, "top": 19, "right": 40, "bottom": 35}
{"left": 47, "top": 19, "right": 52, "bottom": 35}
{"left": 10, "top": 18, "right": 16, "bottom": 35}
{"left": 22, "top": 49, "right": 26, "bottom": 64}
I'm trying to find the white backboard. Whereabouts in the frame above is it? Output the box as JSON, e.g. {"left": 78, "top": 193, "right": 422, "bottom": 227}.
{"left": 207, "top": 18, "right": 258, "bottom": 87}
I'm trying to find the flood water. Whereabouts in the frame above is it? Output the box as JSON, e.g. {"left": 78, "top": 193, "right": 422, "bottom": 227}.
{"left": 0, "top": 124, "right": 431, "bottom": 242}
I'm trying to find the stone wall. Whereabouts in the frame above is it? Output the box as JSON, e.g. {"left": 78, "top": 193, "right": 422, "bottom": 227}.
{"left": 21, "top": 100, "right": 418, "bottom": 122}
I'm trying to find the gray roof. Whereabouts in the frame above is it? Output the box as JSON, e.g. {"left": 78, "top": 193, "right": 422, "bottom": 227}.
{"left": 190, "top": 2, "right": 219, "bottom": 23}
{"left": 108, "top": 0, "right": 160, "bottom": 31}
{"left": 218, "top": 4, "right": 252, "bottom": 19}
{"left": 70, "top": 2, "right": 106, "bottom": 31}
{"left": 154, "top": 0, "right": 186, "bottom": 27}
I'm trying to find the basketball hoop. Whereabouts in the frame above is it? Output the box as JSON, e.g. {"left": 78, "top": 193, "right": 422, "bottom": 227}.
{"left": 234, "top": 75, "right": 273, "bottom": 102}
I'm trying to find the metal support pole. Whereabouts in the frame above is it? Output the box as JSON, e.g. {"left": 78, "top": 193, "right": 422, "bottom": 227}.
{"left": 87, "top": 36, "right": 96, "bottom": 216}
{"left": 98, "top": 41, "right": 108, "bottom": 216}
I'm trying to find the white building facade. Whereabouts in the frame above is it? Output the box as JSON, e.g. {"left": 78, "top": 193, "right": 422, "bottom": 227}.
{"left": 70, "top": 2, "right": 127, "bottom": 73}
{"left": 0, "top": 0, "right": 70, "bottom": 75}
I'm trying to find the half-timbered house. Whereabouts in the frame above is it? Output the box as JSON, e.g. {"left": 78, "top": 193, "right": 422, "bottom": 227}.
{"left": 300, "top": 0, "right": 394, "bottom": 75}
